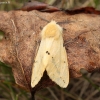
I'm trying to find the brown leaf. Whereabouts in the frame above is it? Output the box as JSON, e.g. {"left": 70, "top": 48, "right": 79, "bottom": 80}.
{"left": 41, "top": 6, "right": 60, "bottom": 12}
{"left": 21, "top": 1, "right": 47, "bottom": 11}
{"left": 20, "top": 1, "right": 60, "bottom": 12}
{"left": 20, "top": 1, "right": 100, "bottom": 15}
{"left": 66, "top": 7, "right": 100, "bottom": 15}
{"left": 0, "top": 10, "right": 100, "bottom": 94}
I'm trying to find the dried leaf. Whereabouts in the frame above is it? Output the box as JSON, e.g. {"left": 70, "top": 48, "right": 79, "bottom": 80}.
{"left": 0, "top": 10, "right": 100, "bottom": 94}
{"left": 20, "top": 1, "right": 60, "bottom": 12}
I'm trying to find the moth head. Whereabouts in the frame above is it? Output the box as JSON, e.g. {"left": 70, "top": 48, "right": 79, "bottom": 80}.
{"left": 41, "top": 21, "right": 63, "bottom": 39}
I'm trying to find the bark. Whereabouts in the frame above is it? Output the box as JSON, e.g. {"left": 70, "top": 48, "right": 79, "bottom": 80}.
{"left": 0, "top": 10, "right": 100, "bottom": 92}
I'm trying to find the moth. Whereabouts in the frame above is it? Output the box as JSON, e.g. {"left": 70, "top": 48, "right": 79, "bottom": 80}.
{"left": 31, "top": 21, "right": 69, "bottom": 88}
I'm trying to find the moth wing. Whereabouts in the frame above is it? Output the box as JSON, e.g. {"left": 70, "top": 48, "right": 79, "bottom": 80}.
{"left": 31, "top": 39, "right": 46, "bottom": 88}
{"left": 46, "top": 36, "right": 69, "bottom": 88}
{"left": 31, "top": 38, "right": 54, "bottom": 88}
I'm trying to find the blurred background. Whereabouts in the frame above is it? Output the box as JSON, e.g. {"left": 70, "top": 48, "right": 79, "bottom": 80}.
{"left": 0, "top": 0, "right": 100, "bottom": 100}
{"left": 0, "top": 0, "right": 100, "bottom": 11}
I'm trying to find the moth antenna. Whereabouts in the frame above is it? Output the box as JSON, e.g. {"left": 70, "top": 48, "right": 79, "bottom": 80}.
{"left": 34, "top": 12, "right": 74, "bottom": 26}
{"left": 35, "top": 12, "right": 49, "bottom": 23}
{"left": 57, "top": 20, "right": 74, "bottom": 24}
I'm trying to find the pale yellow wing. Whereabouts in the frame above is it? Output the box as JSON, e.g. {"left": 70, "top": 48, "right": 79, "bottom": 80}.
{"left": 46, "top": 36, "right": 69, "bottom": 88}
{"left": 31, "top": 38, "right": 55, "bottom": 88}
{"left": 31, "top": 39, "right": 46, "bottom": 88}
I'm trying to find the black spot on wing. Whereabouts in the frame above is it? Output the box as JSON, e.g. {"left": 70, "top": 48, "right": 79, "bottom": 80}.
{"left": 63, "top": 80, "right": 65, "bottom": 83}
{"left": 60, "top": 77, "right": 65, "bottom": 83}
{"left": 46, "top": 51, "right": 50, "bottom": 55}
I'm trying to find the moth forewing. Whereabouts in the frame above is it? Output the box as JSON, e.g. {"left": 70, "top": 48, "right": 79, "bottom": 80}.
{"left": 46, "top": 34, "right": 69, "bottom": 88}
{"left": 31, "top": 39, "right": 46, "bottom": 88}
